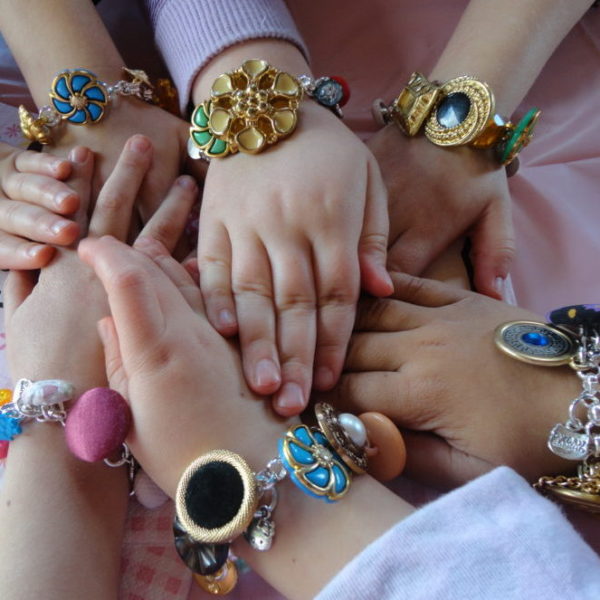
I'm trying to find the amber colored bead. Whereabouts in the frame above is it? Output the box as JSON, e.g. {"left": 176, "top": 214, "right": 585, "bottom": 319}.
{"left": 193, "top": 560, "right": 238, "bottom": 595}
{"left": 0, "top": 389, "right": 12, "bottom": 407}
{"left": 359, "top": 412, "right": 406, "bottom": 481}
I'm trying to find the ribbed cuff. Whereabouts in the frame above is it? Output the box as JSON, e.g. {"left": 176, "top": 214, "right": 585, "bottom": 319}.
{"left": 145, "top": 0, "right": 308, "bottom": 112}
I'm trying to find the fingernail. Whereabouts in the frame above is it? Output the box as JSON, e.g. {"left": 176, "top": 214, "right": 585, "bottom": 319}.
{"left": 69, "top": 147, "right": 88, "bottom": 163}
{"left": 314, "top": 366, "right": 334, "bottom": 389}
{"left": 177, "top": 175, "right": 197, "bottom": 191}
{"left": 494, "top": 277, "right": 505, "bottom": 297}
{"left": 129, "top": 135, "right": 150, "bottom": 154}
{"left": 276, "top": 382, "right": 305, "bottom": 412}
{"left": 255, "top": 358, "right": 280, "bottom": 389}
{"left": 218, "top": 309, "right": 237, "bottom": 329}
{"left": 26, "top": 244, "right": 46, "bottom": 257}
{"left": 50, "top": 219, "right": 72, "bottom": 235}
{"left": 55, "top": 191, "right": 75, "bottom": 208}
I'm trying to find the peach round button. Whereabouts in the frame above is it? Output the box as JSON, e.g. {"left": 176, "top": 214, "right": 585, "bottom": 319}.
{"left": 359, "top": 412, "right": 406, "bottom": 482}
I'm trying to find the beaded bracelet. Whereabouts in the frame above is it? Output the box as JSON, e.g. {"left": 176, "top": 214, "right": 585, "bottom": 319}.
{"left": 495, "top": 304, "right": 600, "bottom": 513}
{"left": 19, "top": 67, "right": 160, "bottom": 145}
{"left": 187, "top": 59, "right": 350, "bottom": 161}
{"left": 172, "top": 402, "right": 375, "bottom": 594}
{"left": 373, "top": 72, "right": 540, "bottom": 172}
{"left": 0, "top": 378, "right": 133, "bottom": 471}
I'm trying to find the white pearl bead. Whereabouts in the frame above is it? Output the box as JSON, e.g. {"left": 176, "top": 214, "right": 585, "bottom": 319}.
{"left": 339, "top": 413, "right": 367, "bottom": 447}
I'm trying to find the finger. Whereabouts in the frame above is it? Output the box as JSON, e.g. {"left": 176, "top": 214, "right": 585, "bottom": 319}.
{"left": 271, "top": 242, "right": 316, "bottom": 415}
{"left": 0, "top": 230, "right": 55, "bottom": 269}
{"left": 135, "top": 236, "right": 204, "bottom": 315}
{"left": 359, "top": 158, "right": 393, "bottom": 297}
{"left": 354, "top": 295, "right": 434, "bottom": 332}
{"left": 198, "top": 221, "right": 237, "bottom": 336}
{"left": 326, "top": 369, "right": 435, "bottom": 430}
{"left": 87, "top": 135, "right": 152, "bottom": 240}
{"left": 78, "top": 236, "right": 165, "bottom": 350}
{"left": 402, "top": 430, "right": 492, "bottom": 490}
{"left": 231, "top": 234, "right": 281, "bottom": 396}
{"left": 470, "top": 196, "right": 515, "bottom": 300}
{"left": 386, "top": 228, "right": 448, "bottom": 277}
{"left": 312, "top": 248, "right": 359, "bottom": 391}
{"left": 388, "top": 271, "right": 468, "bottom": 307}
{"left": 66, "top": 146, "right": 94, "bottom": 235}
{"left": 2, "top": 172, "right": 79, "bottom": 215}
{"left": 345, "top": 331, "right": 404, "bottom": 372}
{"left": 3, "top": 269, "right": 35, "bottom": 320}
{"left": 137, "top": 175, "right": 198, "bottom": 253}
{"left": 0, "top": 199, "right": 79, "bottom": 245}
{"left": 97, "top": 316, "right": 128, "bottom": 397}
{"left": 14, "top": 150, "right": 71, "bottom": 180}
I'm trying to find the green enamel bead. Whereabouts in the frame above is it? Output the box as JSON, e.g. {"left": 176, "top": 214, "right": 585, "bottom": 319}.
{"left": 193, "top": 105, "right": 209, "bottom": 128}
{"left": 192, "top": 130, "right": 212, "bottom": 147}
{"left": 208, "top": 138, "right": 228, "bottom": 156}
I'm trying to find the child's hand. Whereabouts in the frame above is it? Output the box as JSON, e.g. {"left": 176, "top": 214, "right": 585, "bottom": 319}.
{"left": 325, "top": 272, "right": 578, "bottom": 488}
{"left": 199, "top": 102, "right": 393, "bottom": 416}
{"left": 5, "top": 135, "right": 198, "bottom": 392}
{"left": 0, "top": 142, "right": 80, "bottom": 268}
{"left": 79, "top": 235, "right": 294, "bottom": 496}
{"left": 368, "top": 126, "right": 515, "bottom": 299}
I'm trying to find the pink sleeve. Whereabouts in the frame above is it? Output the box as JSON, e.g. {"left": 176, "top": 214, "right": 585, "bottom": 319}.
{"left": 144, "top": 0, "right": 308, "bottom": 111}
{"left": 317, "top": 467, "right": 600, "bottom": 599}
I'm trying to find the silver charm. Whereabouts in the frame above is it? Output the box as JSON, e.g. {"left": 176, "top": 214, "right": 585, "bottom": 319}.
{"left": 494, "top": 321, "right": 574, "bottom": 366}
{"left": 548, "top": 424, "right": 590, "bottom": 460}
{"left": 244, "top": 514, "right": 275, "bottom": 551}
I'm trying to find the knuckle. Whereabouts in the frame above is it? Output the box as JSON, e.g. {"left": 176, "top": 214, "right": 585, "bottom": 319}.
{"left": 199, "top": 253, "right": 229, "bottom": 272}
{"left": 112, "top": 267, "right": 145, "bottom": 292}
{"left": 96, "top": 191, "right": 127, "bottom": 212}
{"left": 359, "top": 231, "right": 388, "bottom": 254}
{"left": 233, "top": 278, "right": 273, "bottom": 301}
{"left": 276, "top": 291, "right": 315, "bottom": 313}
{"left": 318, "top": 285, "right": 357, "bottom": 309}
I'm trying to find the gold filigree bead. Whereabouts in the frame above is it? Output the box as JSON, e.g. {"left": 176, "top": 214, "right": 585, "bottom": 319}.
{"left": 18, "top": 106, "right": 54, "bottom": 145}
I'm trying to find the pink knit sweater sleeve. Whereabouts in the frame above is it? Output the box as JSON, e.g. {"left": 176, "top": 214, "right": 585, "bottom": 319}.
{"left": 143, "top": 0, "right": 308, "bottom": 111}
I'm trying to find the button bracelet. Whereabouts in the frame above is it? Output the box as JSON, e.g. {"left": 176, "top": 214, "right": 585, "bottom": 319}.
{"left": 172, "top": 402, "right": 405, "bottom": 594}
{"left": 373, "top": 71, "right": 540, "bottom": 175}
{"left": 495, "top": 304, "right": 600, "bottom": 512}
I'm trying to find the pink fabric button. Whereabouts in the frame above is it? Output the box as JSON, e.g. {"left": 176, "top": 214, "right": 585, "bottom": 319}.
{"left": 65, "top": 388, "right": 131, "bottom": 462}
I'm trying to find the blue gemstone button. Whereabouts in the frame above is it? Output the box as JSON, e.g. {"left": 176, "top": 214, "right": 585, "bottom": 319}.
{"left": 522, "top": 332, "right": 550, "bottom": 346}
{"left": 436, "top": 93, "right": 470, "bottom": 128}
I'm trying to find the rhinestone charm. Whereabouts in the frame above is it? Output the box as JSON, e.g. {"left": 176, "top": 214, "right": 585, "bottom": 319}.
{"left": 494, "top": 321, "right": 575, "bottom": 366}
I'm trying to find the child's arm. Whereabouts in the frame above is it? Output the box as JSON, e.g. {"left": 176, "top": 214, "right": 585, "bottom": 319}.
{"left": 370, "top": 0, "right": 593, "bottom": 298}
{"left": 0, "top": 0, "right": 193, "bottom": 221}
{"left": 192, "top": 39, "right": 393, "bottom": 416}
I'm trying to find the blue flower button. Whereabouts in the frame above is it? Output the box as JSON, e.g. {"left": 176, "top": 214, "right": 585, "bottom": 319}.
{"left": 279, "top": 424, "right": 351, "bottom": 502}
{"left": 50, "top": 69, "right": 108, "bottom": 125}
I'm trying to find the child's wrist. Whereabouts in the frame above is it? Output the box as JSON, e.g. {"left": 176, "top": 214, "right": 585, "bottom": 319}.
{"left": 191, "top": 39, "right": 310, "bottom": 106}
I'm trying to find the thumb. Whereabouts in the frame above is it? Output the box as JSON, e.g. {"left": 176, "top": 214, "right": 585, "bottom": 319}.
{"left": 470, "top": 195, "right": 515, "bottom": 300}
{"left": 97, "top": 316, "right": 128, "bottom": 397}
{"left": 358, "top": 158, "right": 393, "bottom": 297}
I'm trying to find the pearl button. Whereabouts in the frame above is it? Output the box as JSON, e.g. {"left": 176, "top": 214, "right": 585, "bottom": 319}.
{"left": 339, "top": 413, "right": 368, "bottom": 447}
